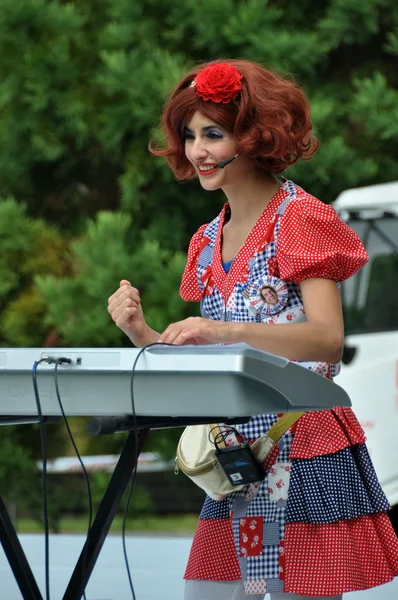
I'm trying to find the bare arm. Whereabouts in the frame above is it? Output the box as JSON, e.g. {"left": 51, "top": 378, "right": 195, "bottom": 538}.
{"left": 128, "top": 325, "right": 160, "bottom": 348}
{"left": 108, "top": 280, "right": 160, "bottom": 347}
{"left": 226, "top": 279, "right": 344, "bottom": 363}
{"left": 159, "top": 278, "right": 344, "bottom": 364}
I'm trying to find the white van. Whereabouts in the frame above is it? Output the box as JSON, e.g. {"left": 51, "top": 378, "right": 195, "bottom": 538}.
{"left": 334, "top": 181, "right": 398, "bottom": 523}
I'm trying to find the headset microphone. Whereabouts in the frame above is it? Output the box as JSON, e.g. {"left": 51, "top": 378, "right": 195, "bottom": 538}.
{"left": 217, "top": 154, "right": 239, "bottom": 169}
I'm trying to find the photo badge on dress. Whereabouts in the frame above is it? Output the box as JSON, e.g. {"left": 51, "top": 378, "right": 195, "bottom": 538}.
{"left": 242, "top": 276, "right": 288, "bottom": 317}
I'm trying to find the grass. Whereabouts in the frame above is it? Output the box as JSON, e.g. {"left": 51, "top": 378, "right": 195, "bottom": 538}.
{"left": 16, "top": 514, "right": 199, "bottom": 535}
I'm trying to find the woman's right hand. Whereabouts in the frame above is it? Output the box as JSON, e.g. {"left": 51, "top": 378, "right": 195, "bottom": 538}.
{"left": 108, "top": 280, "right": 147, "bottom": 344}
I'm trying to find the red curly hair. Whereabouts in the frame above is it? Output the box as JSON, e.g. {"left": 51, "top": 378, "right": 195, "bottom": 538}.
{"left": 149, "top": 59, "right": 319, "bottom": 178}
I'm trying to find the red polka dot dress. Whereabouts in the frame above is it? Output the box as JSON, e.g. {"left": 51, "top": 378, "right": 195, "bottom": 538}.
{"left": 180, "top": 180, "right": 398, "bottom": 596}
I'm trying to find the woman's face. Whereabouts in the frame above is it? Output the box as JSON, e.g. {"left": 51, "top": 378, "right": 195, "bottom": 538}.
{"left": 260, "top": 287, "right": 278, "bottom": 305}
{"left": 184, "top": 111, "right": 250, "bottom": 191}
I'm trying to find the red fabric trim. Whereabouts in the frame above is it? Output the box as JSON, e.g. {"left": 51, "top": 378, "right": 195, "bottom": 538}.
{"left": 199, "top": 235, "right": 212, "bottom": 254}
{"left": 212, "top": 189, "right": 289, "bottom": 300}
{"left": 289, "top": 407, "right": 366, "bottom": 459}
{"left": 180, "top": 223, "right": 209, "bottom": 301}
{"left": 255, "top": 215, "right": 279, "bottom": 253}
{"left": 284, "top": 514, "right": 398, "bottom": 596}
{"left": 184, "top": 518, "right": 241, "bottom": 581}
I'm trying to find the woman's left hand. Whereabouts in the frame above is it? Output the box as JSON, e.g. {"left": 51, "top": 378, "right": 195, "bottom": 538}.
{"left": 159, "top": 317, "right": 230, "bottom": 346}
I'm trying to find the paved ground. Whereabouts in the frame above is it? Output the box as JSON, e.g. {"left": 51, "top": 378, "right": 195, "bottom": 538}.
{"left": 0, "top": 534, "right": 397, "bottom": 599}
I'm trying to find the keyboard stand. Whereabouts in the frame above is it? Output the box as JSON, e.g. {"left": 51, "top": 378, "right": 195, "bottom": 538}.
{"left": 64, "top": 428, "right": 148, "bottom": 599}
{"left": 0, "top": 495, "right": 43, "bottom": 599}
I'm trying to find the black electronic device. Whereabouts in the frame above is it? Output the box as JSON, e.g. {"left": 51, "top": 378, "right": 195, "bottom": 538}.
{"left": 215, "top": 443, "right": 264, "bottom": 486}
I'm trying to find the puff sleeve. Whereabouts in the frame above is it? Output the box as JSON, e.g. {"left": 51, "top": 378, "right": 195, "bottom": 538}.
{"left": 277, "top": 197, "right": 368, "bottom": 283}
{"left": 180, "top": 224, "right": 208, "bottom": 301}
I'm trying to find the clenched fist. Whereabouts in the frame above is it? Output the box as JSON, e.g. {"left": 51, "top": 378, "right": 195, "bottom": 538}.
{"left": 107, "top": 280, "right": 158, "bottom": 347}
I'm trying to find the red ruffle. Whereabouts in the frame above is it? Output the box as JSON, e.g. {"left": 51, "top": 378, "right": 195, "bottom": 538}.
{"left": 278, "top": 196, "right": 368, "bottom": 283}
{"left": 180, "top": 223, "right": 208, "bottom": 301}
{"left": 289, "top": 407, "right": 366, "bottom": 459}
{"left": 284, "top": 513, "right": 398, "bottom": 596}
{"left": 184, "top": 517, "right": 241, "bottom": 581}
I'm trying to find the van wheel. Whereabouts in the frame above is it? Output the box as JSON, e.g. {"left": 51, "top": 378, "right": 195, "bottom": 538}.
{"left": 388, "top": 504, "right": 398, "bottom": 535}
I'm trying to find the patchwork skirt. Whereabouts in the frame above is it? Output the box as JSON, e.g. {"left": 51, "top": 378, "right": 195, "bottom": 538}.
{"left": 184, "top": 408, "right": 398, "bottom": 596}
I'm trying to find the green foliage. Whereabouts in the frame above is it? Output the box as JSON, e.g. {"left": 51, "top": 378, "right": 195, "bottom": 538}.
{"left": 0, "top": 432, "right": 36, "bottom": 500}
{"left": 36, "top": 210, "right": 193, "bottom": 346}
{"left": 0, "top": 421, "right": 68, "bottom": 519}
{"left": 91, "top": 472, "right": 153, "bottom": 514}
{"left": 19, "top": 471, "right": 153, "bottom": 533}
{"left": 0, "top": 0, "right": 396, "bottom": 233}
{"left": 317, "top": 0, "right": 389, "bottom": 46}
{"left": 352, "top": 72, "right": 398, "bottom": 140}
{"left": 0, "top": 199, "right": 33, "bottom": 298}
{"left": 0, "top": 0, "right": 88, "bottom": 189}
{"left": 0, "top": 197, "right": 69, "bottom": 346}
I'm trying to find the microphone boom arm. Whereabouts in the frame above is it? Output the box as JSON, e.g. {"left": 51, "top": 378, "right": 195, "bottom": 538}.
{"left": 217, "top": 154, "right": 239, "bottom": 169}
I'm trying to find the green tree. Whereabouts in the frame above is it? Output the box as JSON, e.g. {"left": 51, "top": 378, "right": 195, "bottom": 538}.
{"left": 1, "top": 0, "right": 396, "bottom": 239}
{"left": 36, "top": 210, "right": 193, "bottom": 346}
{"left": 0, "top": 198, "right": 69, "bottom": 346}
{"left": 0, "top": 198, "right": 71, "bottom": 489}
{"left": 0, "top": 431, "right": 36, "bottom": 506}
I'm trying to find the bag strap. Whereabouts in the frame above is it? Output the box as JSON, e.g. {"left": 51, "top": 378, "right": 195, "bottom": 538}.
{"left": 265, "top": 411, "right": 304, "bottom": 443}
{"left": 209, "top": 412, "right": 303, "bottom": 449}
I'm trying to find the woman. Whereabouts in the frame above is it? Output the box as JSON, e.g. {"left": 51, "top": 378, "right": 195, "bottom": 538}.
{"left": 108, "top": 60, "right": 398, "bottom": 599}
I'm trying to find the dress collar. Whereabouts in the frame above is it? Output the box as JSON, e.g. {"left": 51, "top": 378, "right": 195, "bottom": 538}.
{"left": 212, "top": 183, "right": 291, "bottom": 299}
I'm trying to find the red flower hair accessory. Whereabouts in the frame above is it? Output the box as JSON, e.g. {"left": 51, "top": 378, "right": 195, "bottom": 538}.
{"left": 191, "top": 63, "right": 243, "bottom": 104}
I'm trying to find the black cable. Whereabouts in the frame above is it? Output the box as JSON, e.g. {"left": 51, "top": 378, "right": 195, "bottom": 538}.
{"left": 32, "top": 359, "right": 51, "bottom": 600}
{"left": 122, "top": 461, "right": 137, "bottom": 599}
{"left": 54, "top": 359, "right": 92, "bottom": 600}
{"left": 122, "top": 342, "right": 175, "bottom": 599}
{"left": 210, "top": 425, "right": 243, "bottom": 449}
